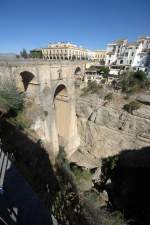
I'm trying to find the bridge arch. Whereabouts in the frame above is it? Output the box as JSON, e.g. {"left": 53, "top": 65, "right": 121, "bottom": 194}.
{"left": 74, "top": 67, "right": 82, "bottom": 75}
{"left": 20, "top": 71, "right": 35, "bottom": 91}
{"left": 53, "top": 84, "right": 70, "bottom": 148}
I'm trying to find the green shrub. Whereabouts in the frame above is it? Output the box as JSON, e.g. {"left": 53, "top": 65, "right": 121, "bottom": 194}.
{"left": 123, "top": 101, "right": 141, "bottom": 114}
{"left": 133, "top": 70, "right": 147, "bottom": 82}
{"left": 81, "top": 80, "right": 102, "bottom": 95}
{"left": 100, "top": 155, "right": 119, "bottom": 186}
{"left": 0, "top": 79, "right": 24, "bottom": 116}
{"left": 98, "top": 66, "right": 110, "bottom": 74}
{"left": 71, "top": 165, "right": 91, "bottom": 183}
{"left": 101, "top": 78, "right": 106, "bottom": 84}
{"left": 104, "top": 93, "right": 113, "bottom": 101}
{"left": 118, "top": 71, "right": 148, "bottom": 94}
{"left": 43, "top": 110, "right": 48, "bottom": 117}
{"left": 107, "top": 211, "right": 126, "bottom": 225}
{"left": 84, "top": 190, "right": 99, "bottom": 204}
{"left": 9, "top": 111, "right": 29, "bottom": 130}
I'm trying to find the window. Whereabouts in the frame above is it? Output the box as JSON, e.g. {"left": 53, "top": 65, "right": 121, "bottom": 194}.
{"left": 131, "top": 52, "right": 134, "bottom": 56}
{"left": 120, "top": 60, "right": 123, "bottom": 64}
{"left": 130, "top": 60, "right": 132, "bottom": 64}
{"left": 125, "top": 52, "right": 128, "bottom": 57}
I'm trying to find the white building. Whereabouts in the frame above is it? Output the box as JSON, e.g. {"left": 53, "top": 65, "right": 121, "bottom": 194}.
{"left": 132, "top": 36, "right": 150, "bottom": 72}
{"left": 105, "top": 39, "right": 128, "bottom": 66}
{"left": 105, "top": 36, "right": 150, "bottom": 73}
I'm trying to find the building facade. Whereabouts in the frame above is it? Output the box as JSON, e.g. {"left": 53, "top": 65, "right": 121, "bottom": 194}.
{"left": 42, "top": 42, "right": 90, "bottom": 61}
{"left": 132, "top": 36, "right": 150, "bottom": 72}
{"left": 38, "top": 42, "right": 106, "bottom": 62}
{"left": 93, "top": 50, "right": 106, "bottom": 64}
{"left": 105, "top": 36, "right": 150, "bottom": 73}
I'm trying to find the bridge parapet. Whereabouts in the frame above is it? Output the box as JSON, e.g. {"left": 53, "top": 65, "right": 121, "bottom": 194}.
{"left": 0, "top": 58, "right": 88, "bottom": 67}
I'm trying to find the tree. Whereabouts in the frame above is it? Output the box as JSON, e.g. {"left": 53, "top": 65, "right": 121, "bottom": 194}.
{"left": 20, "top": 48, "right": 28, "bottom": 58}
{"left": 117, "top": 71, "right": 148, "bottom": 93}
{"left": 133, "top": 70, "right": 147, "bottom": 82}
{"left": 30, "top": 50, "right": 42, "bottom": 58}
{"left": 99, "top": 66, "right": 110, "bottom": 74}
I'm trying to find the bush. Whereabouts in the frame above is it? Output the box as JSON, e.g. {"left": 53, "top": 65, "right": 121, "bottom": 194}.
{"left": 133, "top": 70, "right": 147, "bottom": 82}
{"left": 9, "top": 111, "right": 30, "bottom": 130}
{"left": 118, "top": 71, "right": 148, "bottom": 94}
{"left": 43, "top": 110, "right": 48, "bottom": 117}
{"left": 104, "top": 93, "right": 113, "bottom": 101}
{"left": 123, "top": 101, "right": 141, "bottom": 114}
{"left": 84, "top": 190, "right": 99, "bottom": 204}
{"left": 98, "top": 66, "right": 110, "bottom": 74}
{"left": 101, "top": 79, "right": 106, "bottom": 84}
{"left": 81, "top": 80, "right": 102, "bottom": 95}
{"left": 0, "top": 79, "right": 24, "bottom": 116}
{"left": 71, "top": 165, "right": 91, "bottom": 183}
{"left": 100, "top": 155, "right": 119, "bottom": 187}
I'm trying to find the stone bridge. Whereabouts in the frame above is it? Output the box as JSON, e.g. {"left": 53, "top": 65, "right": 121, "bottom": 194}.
{"left": 0, "top": 59, "right": 86, "bottom": 159}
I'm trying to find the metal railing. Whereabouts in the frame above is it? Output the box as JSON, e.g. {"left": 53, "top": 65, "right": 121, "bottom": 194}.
{"left": 0, "top": 141, "right": 17, "bottom": 225}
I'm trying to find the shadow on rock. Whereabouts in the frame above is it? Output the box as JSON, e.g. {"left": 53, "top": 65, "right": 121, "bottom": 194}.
{"left": 97, "top": 146, "right": 150, "bottom": 225}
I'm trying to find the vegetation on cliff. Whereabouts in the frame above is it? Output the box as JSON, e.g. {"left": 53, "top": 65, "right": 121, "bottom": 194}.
{"left": 123, "top": 101, "right": 141, "bottom": 114}
{"left": 118, "top": 70, "right": 149, "bottom": 94}
{"left": 0, "top": 79, "right": 24, "bottom": 117}
{"left": 81, "top": 80, "right": 103, "bottom": 95}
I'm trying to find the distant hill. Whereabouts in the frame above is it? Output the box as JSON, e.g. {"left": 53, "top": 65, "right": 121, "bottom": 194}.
{"left": 0, "top": 53, "right": 17, "bottom": 59}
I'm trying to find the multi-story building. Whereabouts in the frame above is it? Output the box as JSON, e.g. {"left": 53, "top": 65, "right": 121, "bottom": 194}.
{"left": 93, "top": 50, "right": 106, "bottom": 64}
{"left": 132, "top": 36, "right": 150, "bottom": 72}
{"left": 105, "top": 36, "right": 150, "bottom": 73}
{"left": 41, "top": 42, "right": 90, "bottom": 60}
{"left": 105, "top": 39, "right": 128, "bottom": 66}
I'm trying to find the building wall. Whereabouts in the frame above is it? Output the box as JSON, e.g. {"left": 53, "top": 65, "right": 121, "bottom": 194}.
{"left": 42, "top": 42, "right": 89, "bottom": 61}
{"left": 93, "top": 50, "right": 106, "bottom": 64}
{"left": 105, "top": 37, "right": 150, "bottom": 72}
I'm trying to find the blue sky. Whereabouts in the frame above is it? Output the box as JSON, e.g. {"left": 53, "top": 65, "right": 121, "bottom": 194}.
{"left": 0, "top": 0, "right": 150, "bottom": 53}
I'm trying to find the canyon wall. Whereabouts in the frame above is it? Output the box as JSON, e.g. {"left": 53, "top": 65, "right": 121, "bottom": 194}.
{"left": 76, "top": 94, "right": 150, "bottom": 162}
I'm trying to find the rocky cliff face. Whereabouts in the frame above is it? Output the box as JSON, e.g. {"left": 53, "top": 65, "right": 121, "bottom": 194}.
{"left": 76, "top": 93, "right": 150, "bottom": 161}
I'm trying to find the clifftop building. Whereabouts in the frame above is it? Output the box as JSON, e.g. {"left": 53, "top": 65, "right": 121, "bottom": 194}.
{"left": 105, "top": 36, "right": 150, "bottom": 73}
{"left": 33, "top": 42, "right": 106, "bottom": 63}
{"left": 42, "top": 42, "right": 90, "bottom": 61}
{"left": 92, "top": 50, "right": 106, "bottom": 64}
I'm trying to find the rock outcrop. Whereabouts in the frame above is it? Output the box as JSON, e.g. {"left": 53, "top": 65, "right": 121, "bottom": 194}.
{"left": 136, "top": 94, "right": 150, "bottom": 105}
{"left": 76, "top": 94, "right": 150, "bottom": 162}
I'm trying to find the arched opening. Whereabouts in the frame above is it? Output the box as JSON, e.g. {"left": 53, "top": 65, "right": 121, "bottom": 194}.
{"left": 20, "top": 71, "right": 35, "bottom": 91}
{"left": 75, "top": 67, "right": 81, "bottom": 75}
{"left": 54, "top": 84, "right": 70, "bottom": 147}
